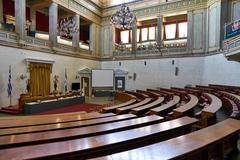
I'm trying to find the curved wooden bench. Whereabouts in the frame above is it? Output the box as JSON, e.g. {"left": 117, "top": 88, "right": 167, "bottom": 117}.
{"left": 136, "top": 90, "right": 160, "bottom": 100}
{"left": 91, "top": 118, "right": 240, "bottom": 160}
{"left": 201, "top": 93, "right": 222, "bottom": 127}
{"left": 125, "top": 91, "right": 150, "bottom": 100}
{"left": 147, "top": 89, "right": 173, "bottom": 101}
{"left": 0, "top": 111, "right": 87, "bottom": 120}
{"left": 0, "top": 117, "right": 198, "bottom": 160}
{"left": 209, "top": 84, "right": 240, "bottom": 94}
{"left": 116, "top": 98, "right": 152, "bottom": 114}
{"left": 130, "top": 97, "right": 164, "bottom": 115}
{"left": 0, "top": 114, "right": 136, "bottom": 136}
{"left": 101, "top": 99, "right": 137, "bottom": 113}
{"left": 173, "top": 94, "right": 199, "bottom": 118}
{"left": 0, "top": 115, "right": 164, "bottom": 149}
{"left": 149, "top": 95, "right": 181, "bottom": 116}
{"left": 0, "top": 112, "right": 116, "bottom": 129}
{"left": 218, "top": 91, "right": 240, "bottom": 119}
{"left": 172, "top": 87, "right": 202, "bottom": 97}
{"left": 159, "top": 88, "right": 188, "bottom": 101}
{"left": 186, "top": 86, "right": 215, "bottom": 93}
{"left": 101, "top": 92, "right": 137, "bottom": 113}
{"left": 115, "top": 91, "right": 136, "bottom": 102}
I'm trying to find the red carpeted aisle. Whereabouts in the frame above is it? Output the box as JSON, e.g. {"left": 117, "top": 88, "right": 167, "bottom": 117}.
{"left": 34, "top": 103, "right": 103, "bottom": 115}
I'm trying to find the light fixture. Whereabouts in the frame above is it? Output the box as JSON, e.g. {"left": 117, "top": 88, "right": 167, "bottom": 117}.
{"left": 58, "top": 17, "right": 79, "bottom": 38}
{"left": 20, "top": 74, "right": 27, "bottom": 80}
{"left": 110, "top": 3, "right": 137, "bottom": 30}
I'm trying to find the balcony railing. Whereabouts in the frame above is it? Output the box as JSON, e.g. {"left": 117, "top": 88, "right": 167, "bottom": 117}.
{"left": 0, "top": 30, "right": 18, "bottom": 43}
{"left": 223, "top": 19, "right": 240, "bottom": 61}
{"left": 26, "top": 36, "right": 50, "bottom": 48}
{"left": 0, "top": 29, "right": 92, "bottom": 56}
{"left": 113, "top": 39, "right": 187, "bottom": 58}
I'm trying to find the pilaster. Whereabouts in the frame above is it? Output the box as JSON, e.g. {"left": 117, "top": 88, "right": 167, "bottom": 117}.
{"left": 187, "top": 10, "right": 193, "bottom": 53}
{"left": 72, "top": 14, "right": 80, "bottom": 51}
{"left": 49, "top": 2, "right": 58, "bottom": 47}
{"left": 15, "top": 0, "right": 26, "bottom": 41}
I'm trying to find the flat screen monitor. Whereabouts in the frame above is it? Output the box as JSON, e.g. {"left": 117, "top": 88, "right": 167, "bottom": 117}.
{"left": 92, "top": 69, "right": 114, "bottom": 87}
{"left": 72, "top": 83, "right": 80, "bottom": 91}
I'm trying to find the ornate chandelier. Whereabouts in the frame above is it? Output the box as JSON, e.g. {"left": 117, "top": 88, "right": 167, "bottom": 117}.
{"left": 110, "top": 4, "right": 137, "bottom": 30}
{"left": 58, "top": 17, "right": 79, "bottom": 38}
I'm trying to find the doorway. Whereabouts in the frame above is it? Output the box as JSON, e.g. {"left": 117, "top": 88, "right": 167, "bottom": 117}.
{"left": 115, "top": 77, "right": 125, "bottom": 91}
{"left": 81, "top": 77, "right": 90, "bottom": 96}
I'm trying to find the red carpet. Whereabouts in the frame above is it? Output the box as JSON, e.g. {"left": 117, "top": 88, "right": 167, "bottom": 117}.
{"left": 0, "top": 105, "right": 22, "bottom": 114}
{"left": 34, "top": 103, "right": 104, "bottom": 115}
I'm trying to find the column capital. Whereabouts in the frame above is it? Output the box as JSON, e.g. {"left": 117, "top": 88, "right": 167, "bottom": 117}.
{"left": 75, "top": 14, "right": 80, "bottom": 18}
{"left": 51, "top": 2, "right": 58, "bottom": 7}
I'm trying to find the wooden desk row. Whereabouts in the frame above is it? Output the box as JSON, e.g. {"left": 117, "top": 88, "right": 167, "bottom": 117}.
{"left": 116, "top": 98, "right": 152, "bottom": 114}
{"left": 218, "top": 91, "right": 240, "bottom": 119}
{"left": 0, "top": 117, "right": 198, "bottom": 160}
{"left": 172, "top": 94, "right": 199, "bottom": 118}
{"left": 0, "top": 112, "right": 115, "bottom": 129}
{"left": 91, "top": 118, "right": 240, "bottom": 160}
{"left": 149, "top": 95, "right": 181, "bottom": 116}
{"left": 201, "top": 93, "right": 222, "bottom": 127}
{"left": 0, "top": 115, "right": 164, "bottom": 149}
{"left": 0, "top": 114, "right": 136, "bottom": 136}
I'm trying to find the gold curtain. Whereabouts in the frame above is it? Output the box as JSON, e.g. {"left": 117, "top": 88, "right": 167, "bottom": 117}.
{"left": 29, "top": 63, "right": 52, "bottom": 97}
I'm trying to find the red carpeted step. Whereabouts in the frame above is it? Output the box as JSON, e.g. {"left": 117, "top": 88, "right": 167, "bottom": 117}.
{"left": 0, "top": 107, "right": 22, "bottom": 114}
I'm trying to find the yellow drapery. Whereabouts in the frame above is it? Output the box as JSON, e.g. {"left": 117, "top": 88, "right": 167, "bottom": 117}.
{"left": 29, "top": 63, "right": 52, "bottom": 97}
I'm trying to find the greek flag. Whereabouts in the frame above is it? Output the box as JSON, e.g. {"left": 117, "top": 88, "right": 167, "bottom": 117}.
{"left": 64, "top": 68, "right": 67, "bottom": 93}
{"left": 7, "top": 65, "right": 12, "bottom": 97}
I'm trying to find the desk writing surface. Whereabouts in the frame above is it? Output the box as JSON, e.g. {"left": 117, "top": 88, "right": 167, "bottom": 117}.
{"left": 220, "top": 91, "right": 240, "bottom": 100}
{"left": 132, "top": 97, "right": 164, "bottom": 112}
{"left": 0, "top": 117, "right": 198, "bottom": 160}
{"left": 103, "top": 99, "right": 137, "bottom": 111}
{"left": 0, "top": 114, "right": 136, "bottom": 136}
{"left": 0, "top": 112, "right": 116, "bottom": 128}
{"left": 0, "top": 115, "right": 163, "bottom": 148}
{"left": 173, "top": 94, "right": 199, "bottom": 113}
{"left": 150, "top": 96, "right": 180, "bottom": 113}
{"left": 117, "top": 98, "right": 152, "bottom": 112}
{"left": 202, "top": 93, "right": 222, "bottom": 114}
{"left": 90, "top": 118, "right": 240, "bottom": 160}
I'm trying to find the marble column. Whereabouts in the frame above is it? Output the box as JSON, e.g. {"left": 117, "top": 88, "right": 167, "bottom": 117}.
{"left": 187, "top": 10, "right": 193, "bottom": 53}
{"left": 49, "top": 2, "right": 58, "bottom": 47}
{"left": 15, "top": 0, "right": 26, "bottom": 41}
{"left": 131, "top": 25, "right": 137, "bottom": 55}
{"left": 157, "top": 15, "right": 163, "bottom": 45}
{"left": 30, "top": 9, "right": 36, "bottom": 32}
{"left": 72, "top": 14, "right": 80, "bottom": 51}
{"left": 0, "top": 0, "right": 3, "bottom": 23}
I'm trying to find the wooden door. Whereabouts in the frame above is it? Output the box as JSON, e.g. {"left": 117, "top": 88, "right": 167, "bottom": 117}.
{"left": 81, "top": 77, "right": 90, "bottom": 96}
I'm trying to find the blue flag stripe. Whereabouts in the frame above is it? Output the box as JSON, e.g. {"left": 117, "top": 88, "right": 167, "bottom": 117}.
{"left": 7, "top": 66, "right": 12, "bottom": 97}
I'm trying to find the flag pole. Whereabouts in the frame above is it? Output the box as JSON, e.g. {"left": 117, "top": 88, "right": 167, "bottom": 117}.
{"left": 8, "top": 65, "right": 13, "bottom": 107}
{"left": 9, "top": 93, "right": 12, "bottom": 107}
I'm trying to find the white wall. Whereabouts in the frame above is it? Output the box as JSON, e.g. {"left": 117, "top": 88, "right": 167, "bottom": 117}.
{"left": 0, "top": 46, "right": 100, "bottom": 107}
{"left": 202, "top": 54, "right": 240, "bottom": 85}
{"left": 101, "top": 54, "right": 240, "bottom": 91}
{"left": 101, "top": 57, "right": 205, "bottom": 90}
